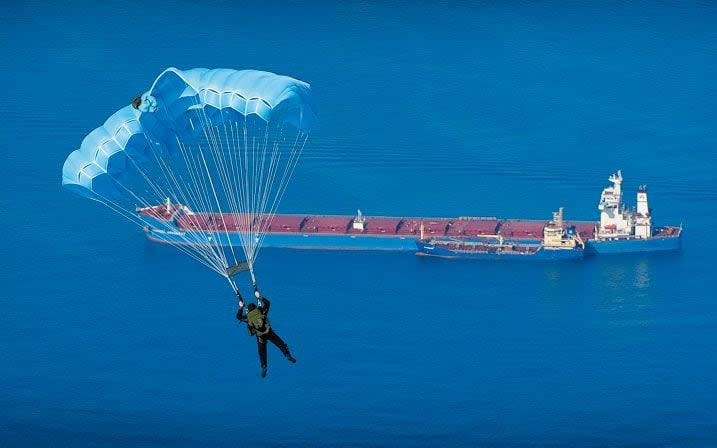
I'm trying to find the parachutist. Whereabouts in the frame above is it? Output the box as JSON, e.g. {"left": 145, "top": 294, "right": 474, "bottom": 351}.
{"left": 236, "top": 289, "right": 296, "bottom": 378}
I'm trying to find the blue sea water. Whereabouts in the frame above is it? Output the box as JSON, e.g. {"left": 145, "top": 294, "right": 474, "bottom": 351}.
{"left": 2, "top": 1, "right": 717, "bottom": 446}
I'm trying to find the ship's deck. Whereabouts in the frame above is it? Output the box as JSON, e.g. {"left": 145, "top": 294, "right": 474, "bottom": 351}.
{"left": 653, "top": 226, "right": 681, "bottom": 237}
{"left": 430, "top": 240, "right": 540, "bottom": 254}
{"left": 138, "top": 205, "right": 599, "bottom": 240}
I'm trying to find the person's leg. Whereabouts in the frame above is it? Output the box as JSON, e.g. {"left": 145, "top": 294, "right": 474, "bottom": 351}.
{"left": 267, "top": 331, "right": 296, "bottom": 363}
{"left": 257, "top": 338, "right": 268, "bottom": 377}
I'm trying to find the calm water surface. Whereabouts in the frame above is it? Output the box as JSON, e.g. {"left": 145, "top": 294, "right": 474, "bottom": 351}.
{"left": 1, "top": 1, "right": 716, "bottom": 446}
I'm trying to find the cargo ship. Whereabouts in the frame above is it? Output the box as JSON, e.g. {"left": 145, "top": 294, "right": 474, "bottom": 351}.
{"left": 138, "top": 171, "right": 682, "bottom": 256}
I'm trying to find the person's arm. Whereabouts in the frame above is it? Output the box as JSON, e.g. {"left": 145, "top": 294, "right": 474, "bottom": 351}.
{"left": 255, "top": 290, "right": 270, "bottom": 315}
{"left": 235, "top": 292, "right": 247, "bottom": 322}
{"left": 235, "top": 295, "right": 255, "bottom": 336}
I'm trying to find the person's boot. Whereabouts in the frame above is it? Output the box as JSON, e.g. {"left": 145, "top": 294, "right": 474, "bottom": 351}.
{"left": 261, "top": 366, "right": 267, "bottom": 378}
{"left": 286, "top": 353, "right": 297, "bottom": 364}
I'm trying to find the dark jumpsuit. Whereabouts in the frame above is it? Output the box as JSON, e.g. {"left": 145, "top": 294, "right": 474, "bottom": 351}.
{"left": 237, "top": 297, "right": 292, "bottom": 369}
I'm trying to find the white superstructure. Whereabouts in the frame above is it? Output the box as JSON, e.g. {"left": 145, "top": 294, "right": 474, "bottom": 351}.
{"left": 634, "top": 185, "right": 652, "bottom": 239}
{"left": 543, "top": 207, "right": 583, "bottom": 249}
{"left": 596, "top": 170, "right": 652, "bottom": 240}
{"left": 352, "top": 209, "right": 366, "bottom": 231}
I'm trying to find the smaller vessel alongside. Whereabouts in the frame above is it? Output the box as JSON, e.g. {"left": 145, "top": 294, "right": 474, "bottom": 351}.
{"left": 416, "top": 208, "right": 584, "bottom": 261}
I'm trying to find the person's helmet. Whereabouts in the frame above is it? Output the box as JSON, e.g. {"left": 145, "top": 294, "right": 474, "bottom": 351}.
{"left": 247, "top": 303, "right": 257, "bottom": 312}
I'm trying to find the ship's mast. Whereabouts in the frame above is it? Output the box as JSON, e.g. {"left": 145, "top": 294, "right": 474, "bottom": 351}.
{"left": 552, "top": 207, "right": 564, "bottom": 228}
{"left": 609, "top": 170, "right": 622, "bottom": 202}
{"left": 543, "top": 207, "right": 578, "bottom": 249}
{"left": 352, "top": 209, "right": 366, "bottom": 231}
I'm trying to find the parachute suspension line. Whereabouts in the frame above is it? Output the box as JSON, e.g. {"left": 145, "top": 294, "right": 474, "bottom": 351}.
{"left": 229, "top": 120, "right": 257, "bottom": 286}
{"left": 121, "top": 143, "right": 173, "bottom": 205}
{"left": 188, "top": 105, "right": 241, "bottom": 273}
{"left": 159, "top": 99, "right": 234, "bottom": 274}
{"left": 257, "top": 124, "right": 279, "bottom": 229}
{"left": 228, "top": 119, "right": 247, "bottom": 264}
{"left": 146, "top": 97, "right": 310, "bottom": 286}
{"left": 172, "top": 108, "right": 236, "bottom": 275}
{"left": 195, "top": 112, "right": 240, "bottom": 269}
{"left": 226, "top": 274, "right": 239, "bottom": 294}
{"left": 253, "top": 122, "right": 280, "bottom": 259}
{"left": 218, "top": 119, "right": 242, "bottom": 230}
{"left": 256, "top": 135, "right": 306, "bottom": 254}
{"left": 220, "top": 119, "right": 243, "bottom": 236}
{"left": 134, "top": 124, "right": 232, "bottom": 276}
{"left": 105, "top": 172, "right": 228, "bottom": 276}
{"left": 192, "top": 141, "right": 233, "bottom": 271}
{"left": 245, "top": 126, "right": 258, "bottom": 269}
{"left": 92, "top": 189, "right": 227, "bottom": 276}
{"left": 263, "top": 126, "right": 295, "bottom": 217}
{"left": 172, "top": 135, "right": 234, "bottom": 272}
{"left": 254, "top": 128, "right": 285, "bottom": 253}
{"left": 213, "top": 117, "right": 246, "bottom": 269}
{"left": 213, "top": 114, "right": 252, "bottom": 271}
{"left": 255, "top": 130, "right": 310, "bottom": 260}
{"left": 240, "top": 118, "right": 254, "bottom": 270}
{"left": 178, "top": 138, "right": 221, "bottom": 239}
{"left": 232, "top": 118, "right": 258, "bottom": 283}
{"left": 165, "top": 119, "right": 302, "bottom": 281}
{"left": 146, "top": 138, "right": 207, "bottom": 218}
{"left": 249, "top": 119, "right": 275, "bottom": 275}
{"left": 137, "top": 105, "right": 221, "bottom": 270}
{"left": 228, "top": 120, "right": 248, "bottom": 245}
{"left": 245, "top": 124, "right": 262, "bottom": 268}
{"left": 143, "top": 132, "right": 230, "bottom": 273}
{"left": 204, "top": 115, "right": 272, "bottom": 282}
{"left": 214, "top": 121, "right": 243, "bottom": 261}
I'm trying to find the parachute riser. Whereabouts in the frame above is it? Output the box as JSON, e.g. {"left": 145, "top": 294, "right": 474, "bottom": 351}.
{"left": 224, "top": 260, "right": 257, "bottom": 293}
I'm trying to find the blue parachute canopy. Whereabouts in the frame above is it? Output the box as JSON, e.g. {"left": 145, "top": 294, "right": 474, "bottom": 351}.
{"left": 62, "top": 68, "right": 316, "bottom": 200}
{"left": 61, "top": 68, "right": 317, "bottom": 286}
